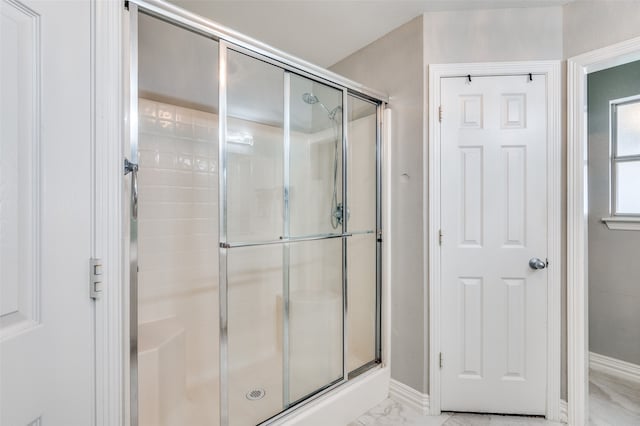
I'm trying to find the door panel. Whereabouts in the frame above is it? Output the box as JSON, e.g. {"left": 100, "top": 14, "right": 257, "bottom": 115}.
{"left": 440, "top": 75, "right": 547, "bottom": 414}
{"left": 1, "top": 0, "right": 93, "bottom": 424}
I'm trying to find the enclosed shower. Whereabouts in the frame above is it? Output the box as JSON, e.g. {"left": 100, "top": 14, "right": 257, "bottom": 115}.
{"left": 126, "top": 2, "right": 385, "bottom": 425}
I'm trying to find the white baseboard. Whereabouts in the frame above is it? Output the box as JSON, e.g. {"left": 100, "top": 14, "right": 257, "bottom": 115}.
{"left": 590, "top": 352, "right": 640, "bottom": 383}
{"left": 559, "top": 399, "right": 568, "bottom": 423}
{"left": 389, "top": 379, "right": 430, "bottom": 416}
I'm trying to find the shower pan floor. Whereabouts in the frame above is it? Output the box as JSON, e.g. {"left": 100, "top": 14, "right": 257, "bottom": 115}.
{"left": 184, "top": 355, "right": 283, "bottom": 426}
{"left": 183, "top": 354, "right": 367, "bottom": 425}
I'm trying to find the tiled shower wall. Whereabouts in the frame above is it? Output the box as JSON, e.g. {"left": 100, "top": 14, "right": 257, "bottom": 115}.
{"left": 137, "top": 98, "right": 219, "bottom": 388}
{"left": 137, "top": 98, "right": 220, "bottom": 426}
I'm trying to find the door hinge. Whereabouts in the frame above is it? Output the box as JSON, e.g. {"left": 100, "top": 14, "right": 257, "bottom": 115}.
{"left": 439, "top": 352, "right": 443, "bottom": 369}
{"left": 90, "top": 258, "right": 104, "bottom": 300}
{"left": 439, "top": 229, "right": 443, "bottom": 245}
{"left": 438, "top": 106, "right": 443, "bottom": 122}
{"left": 377, "top": 230, "right": 383, "bottom": 243}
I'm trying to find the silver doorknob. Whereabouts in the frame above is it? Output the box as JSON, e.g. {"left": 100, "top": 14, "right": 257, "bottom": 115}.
{"left": 529, "top": 257, "right": 547, "bottom": 270}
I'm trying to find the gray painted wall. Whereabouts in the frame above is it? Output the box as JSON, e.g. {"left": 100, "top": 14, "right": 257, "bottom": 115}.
{"left": 563, "top": 0, "right": 640, "bottom": 59}
{"left": 587, "top": 61, "right": 640, "bottom": 366}
{"left": 423, "top": 7, "right": 563, "bottom": 64}
{"left": 331, "top": 16, "right": 427, "bottom": 393}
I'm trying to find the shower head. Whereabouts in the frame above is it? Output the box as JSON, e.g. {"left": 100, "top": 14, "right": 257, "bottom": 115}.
{"left": 302, "top": 92, "right": 341, "bottom": 119}
{"left": 302, "top": 92, "right": 319, "bottom": 105}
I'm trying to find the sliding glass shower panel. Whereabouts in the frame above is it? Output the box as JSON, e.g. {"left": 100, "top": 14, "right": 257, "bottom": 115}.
{"left": 288, "top": 238, "right": 344, "bottom": 403}
{"left": 227, "top": 244, "right": 284, "bottom": 426}
{"left": 289, "top": 74, "right": 343, "bottom": 237}
{"left": 346, "top": 95, "right": 378, "bottom": 374}
{"left": 226, "top": 49, "right": 284, "bottom": 244}
{"left": 347, "top": 234, "right": 377, "bottom": 372}
{"left": 136, "top": 12, "right": 219, "bottom": 426}
{"left": 346, "top": 96, "right": 377, "bottom": 233}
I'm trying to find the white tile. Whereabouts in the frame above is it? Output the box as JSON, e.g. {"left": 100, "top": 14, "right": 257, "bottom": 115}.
{"left": 175, "top": 122, "right": 194, "bottom": 139}
{"left": 156, "top": 119, "right": 175, "bottom": 135}
{"left": 175, "top": 106, "right": 193, "bottom": 124}
{"left": 139, "top": 116, "right": 157, "bottom": 134}
{"left": 139, "top": 99, "right": 157, "bottom": 118}
{"left": 157, "top": 103, "right": 175, "bottom": 121}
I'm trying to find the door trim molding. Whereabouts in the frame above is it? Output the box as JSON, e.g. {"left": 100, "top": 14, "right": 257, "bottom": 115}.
{"left": 93, "top": 1, "right": 125, "bottom": 425}
{"left": 426, "top": 61, "right": 561, "bottom": 420}
{"left": 567, "top": 36, "right": 640, "bottom": 426}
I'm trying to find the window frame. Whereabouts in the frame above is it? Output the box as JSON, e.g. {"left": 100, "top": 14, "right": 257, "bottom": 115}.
{"left": 610, "top": 94, "right": 640, "bottom": 218}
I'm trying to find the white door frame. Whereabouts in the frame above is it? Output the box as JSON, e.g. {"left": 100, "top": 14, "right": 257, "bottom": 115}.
{"left": 426, "top": 61, "right": 562, "bottom": 420}
{"left": 93, "top": 1, "right": 125, "bottom": 425}
{"left": 566, "top": 37, "right": 640, "bottom": 426}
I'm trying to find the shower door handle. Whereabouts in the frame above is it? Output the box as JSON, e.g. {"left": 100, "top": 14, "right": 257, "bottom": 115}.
{"left": 124, "top": 158, "right": 139, "bottom": 220}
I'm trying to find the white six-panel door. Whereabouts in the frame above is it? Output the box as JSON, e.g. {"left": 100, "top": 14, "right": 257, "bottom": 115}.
{"left": 440, "top": 75, "right": 548, "bottom": 414}
{"left": 1, "top": 0, "right": 94, "bottom": 424}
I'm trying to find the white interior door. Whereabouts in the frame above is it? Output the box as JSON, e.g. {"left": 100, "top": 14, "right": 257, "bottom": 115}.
{"left": 440, "top": 74, "right": 548, "bottom": 414}
{"left": 1, "top": 0, "right": 94, "bottom": 424}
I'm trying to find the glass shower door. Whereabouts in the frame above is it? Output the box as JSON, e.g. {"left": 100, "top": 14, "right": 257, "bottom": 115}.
{"left": 223, "top": 47, "right": 345, "bottom": 425}
{"left": 221, "top": 48, "right": 344, "bottom": 425}
{"left": 224, "top": 48, "right": 286, "bottom": 426}
{"left": 288, "top": 75, "right": 345, "bottom": 403}
{"left": 135, "top": 12, "right": 220, "bottom": 426}
{"left": 346, "top": 95, "right": 379, "bottom": 374}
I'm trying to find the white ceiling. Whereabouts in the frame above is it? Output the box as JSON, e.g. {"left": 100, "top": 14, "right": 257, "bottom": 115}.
{"left": 172, "top": 0, "right": 571, "bottom": 68}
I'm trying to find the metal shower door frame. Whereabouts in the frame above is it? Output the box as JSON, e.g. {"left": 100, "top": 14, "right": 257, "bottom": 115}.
{"left": 125, "top": 2, "right": 386, "bottom": 425}
{"left": 125, "top": 4, "right": 139, "bottom": 426}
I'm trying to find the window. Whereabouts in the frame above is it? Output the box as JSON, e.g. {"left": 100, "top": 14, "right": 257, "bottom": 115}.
{"left": 604, "top": 96, "right": 640, "bottom": 230}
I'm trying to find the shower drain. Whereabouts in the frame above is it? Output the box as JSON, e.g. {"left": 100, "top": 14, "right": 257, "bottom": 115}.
{"left": 246, "top": 388, "right": 266, "bottom": 401}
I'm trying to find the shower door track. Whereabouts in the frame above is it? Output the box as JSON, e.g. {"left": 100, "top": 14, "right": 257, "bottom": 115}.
{"left": 125, "top": 1, "right": 387, "bottom": 425}
{"left": 125, "top": 0, "right": 388, "bottom": 104}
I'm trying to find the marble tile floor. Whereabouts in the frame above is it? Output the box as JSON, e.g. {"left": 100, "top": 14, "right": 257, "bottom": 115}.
{"left": 348, "top": 369, "right": 640, "bottom": 426}
{"left": 589, "top": 369, "right": 640, "bottom": 425}
{"left": 347, "top": 398, "right": 560, "bottom": 426}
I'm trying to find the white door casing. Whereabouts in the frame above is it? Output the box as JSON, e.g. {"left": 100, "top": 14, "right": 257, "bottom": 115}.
{"left": 0, "top": 0, "right": 94, "bottom": 424}
{"left": 428, "top": 62, "right": 561, "bottom": 420}
{"left": 567, "top": 37, "right": 640, "bottom": 426}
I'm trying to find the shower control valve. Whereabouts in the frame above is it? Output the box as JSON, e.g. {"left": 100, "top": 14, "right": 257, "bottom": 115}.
{"left": 334, "top": 203, "right": 350, "bottom": 226}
